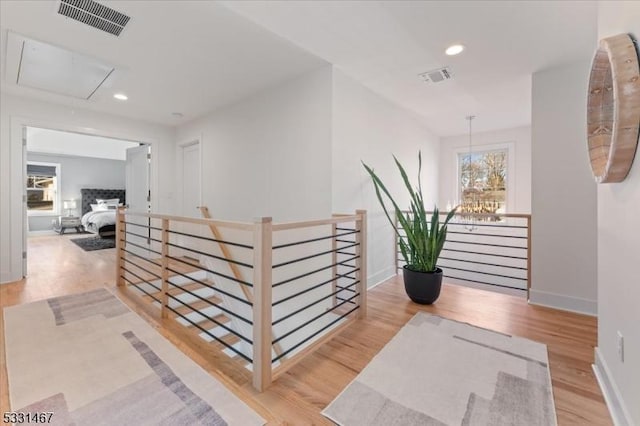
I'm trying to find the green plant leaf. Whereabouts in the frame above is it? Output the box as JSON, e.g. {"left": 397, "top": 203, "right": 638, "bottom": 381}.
{"left": 362, "top": 154, "right": 456, "bottom": 273}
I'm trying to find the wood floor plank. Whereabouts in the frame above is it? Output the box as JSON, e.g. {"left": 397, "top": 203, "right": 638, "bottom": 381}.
{"left": 0, "top": 234, "right": 612, "bottom": 424}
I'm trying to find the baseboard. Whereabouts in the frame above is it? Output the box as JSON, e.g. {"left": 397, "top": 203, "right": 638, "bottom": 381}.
{"left": 1, "top": 272, "right": 14, "bottom": 285}
{"left": 593, "top": 347, "right": 634, "bottom": 426}
{"left": 28, "top": 230, "right": 57, "bottom": 236}
{"left": 367, "top": 266, "right": 397, "bottom": 290}
{"left": 528, "top": 289, "right": 597, "bottom": 316}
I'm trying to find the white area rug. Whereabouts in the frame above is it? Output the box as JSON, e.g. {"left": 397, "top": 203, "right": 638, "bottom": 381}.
{"left": 3, "top": 288, "right": 265, "bottom": 425}
{"left": 323, "top": 312, "right": 556, "bottom": 425}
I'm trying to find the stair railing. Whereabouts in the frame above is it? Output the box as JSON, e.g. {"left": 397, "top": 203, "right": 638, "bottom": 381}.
{"left": 115, "top": 207, "right": 367, "bottom": 392}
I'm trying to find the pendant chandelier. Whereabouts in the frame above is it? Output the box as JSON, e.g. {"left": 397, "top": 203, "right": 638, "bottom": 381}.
{"left": 462, "top": 115, "right": 477, "bottom": 232}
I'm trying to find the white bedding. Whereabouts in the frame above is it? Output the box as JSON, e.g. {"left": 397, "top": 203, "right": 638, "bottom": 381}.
{"left": 81, "top": 210, "right": 116, "bottom": 231}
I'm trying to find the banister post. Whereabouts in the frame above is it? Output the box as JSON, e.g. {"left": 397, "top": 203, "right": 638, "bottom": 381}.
{"left": 527, "top": 215, "right": 532, "bottom": 298}
{"left": 252, "top": 216, "right": 273, "bottom": 391}
{"left": 355, "top": 210, "right": 368, "bottom": 318}
{"left": 331, "top": 214, "right": 339, "bottom": 308}
{"left": 116, "top": 207, "right": 126, "bottom": 287}
{"left": 161, "top": 218, "right": 169, "bottom": 319}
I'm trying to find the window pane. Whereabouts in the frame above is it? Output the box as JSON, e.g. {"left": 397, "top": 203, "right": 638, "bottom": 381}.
{"left": 27, "top": 189, "right": 54, "bottom": 210}
{"left": 459, "top": 149, "right": 507, "bottom": 214}
{"left": 26, "top": 163, "right": 58, "bottom": 212}
{"left": 26, "top": 175, "right": 54, "bottom": 189}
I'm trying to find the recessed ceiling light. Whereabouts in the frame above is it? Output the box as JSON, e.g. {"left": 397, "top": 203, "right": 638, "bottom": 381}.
{"left": 445, "top": 44, "right": 465, "bottom": 56}
{"left": 113, "top": 93, "right": 128, "bottom": 101}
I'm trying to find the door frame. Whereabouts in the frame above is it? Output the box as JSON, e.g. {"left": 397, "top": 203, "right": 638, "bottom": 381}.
{"left": 11, "top": 116, "right": 159, "bottom": 280}
{"left": 177, "top": 137, "right": 202, "bottom": 217}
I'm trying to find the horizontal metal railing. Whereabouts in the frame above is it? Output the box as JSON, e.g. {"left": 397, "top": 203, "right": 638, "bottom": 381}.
{"left": 395, "top": 211, "right": 531, "bottom": 294}
{"left": 116, "top": 208, "right": 367, "bottom": 392}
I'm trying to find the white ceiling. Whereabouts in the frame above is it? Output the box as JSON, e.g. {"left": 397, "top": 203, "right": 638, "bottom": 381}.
{"left": 222, "top": 1, "right": 598, "bottom": 136}
{"left": 27, "top": 127, "right": 139, "bottom": 161}
{"left": 0, "top": 1, "right": 327, "bottom": 126}
{"left": 1, "top": 1, "right": 597, "bottom": 136}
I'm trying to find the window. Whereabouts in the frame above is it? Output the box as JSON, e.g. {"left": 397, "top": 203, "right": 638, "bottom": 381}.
{"left": 26, "top": 162, "right": 60, "bottom": 214}
{"left": 458, "top": 149, "right": 507, "bottom": 214}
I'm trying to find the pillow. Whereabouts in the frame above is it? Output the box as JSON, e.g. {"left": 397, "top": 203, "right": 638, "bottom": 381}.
{"left": 90, "top": 203, "right": 108, "bottom": 212}
{"left": 96, "top": 198, "right": 120, "bottom": 205}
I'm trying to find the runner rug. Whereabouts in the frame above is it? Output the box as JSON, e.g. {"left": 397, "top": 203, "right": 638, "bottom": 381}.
{"left": 3, "top": 288, "right": 264, "bottom": 425}
{"left": 323, "top": 312, "right": 556, "bottom": 425}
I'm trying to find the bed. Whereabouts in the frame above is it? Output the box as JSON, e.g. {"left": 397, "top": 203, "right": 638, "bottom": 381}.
{"left": 80, "top": 189, "right": 126, "bottom": 238}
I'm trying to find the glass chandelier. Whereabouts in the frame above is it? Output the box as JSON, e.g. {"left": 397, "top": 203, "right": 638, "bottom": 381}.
{"left": 461, "top": 115, "right": 477, "bottom": 232}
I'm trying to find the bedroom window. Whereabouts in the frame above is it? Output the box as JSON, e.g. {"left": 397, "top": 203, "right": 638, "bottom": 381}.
{"left": 26, "top": 162, "right": 60, "bottom": 214}
{"left": 458, "top": 148, "right": 507, "bottom": 214}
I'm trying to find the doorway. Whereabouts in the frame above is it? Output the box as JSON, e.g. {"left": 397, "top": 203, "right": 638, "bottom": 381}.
{"left": 23, "top": 126, "right": 148, "bottom": 279}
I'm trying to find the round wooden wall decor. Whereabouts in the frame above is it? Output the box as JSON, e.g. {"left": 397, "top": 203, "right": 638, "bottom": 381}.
{"left": 587, "top": 33, "right": 640, "bottom": 183}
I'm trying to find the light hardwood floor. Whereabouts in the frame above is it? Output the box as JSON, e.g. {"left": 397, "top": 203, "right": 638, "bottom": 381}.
{"left": 1, "top": 234, "right": 612, "bottom": 425}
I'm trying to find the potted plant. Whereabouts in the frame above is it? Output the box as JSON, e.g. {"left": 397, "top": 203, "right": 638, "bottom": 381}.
{"left": 362, "top": 152, "right": 457, "bottom": 304}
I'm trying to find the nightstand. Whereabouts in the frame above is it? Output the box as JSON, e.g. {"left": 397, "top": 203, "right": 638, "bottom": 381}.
{"left": 54, "top": 216, "right": 84, "bottom": 235}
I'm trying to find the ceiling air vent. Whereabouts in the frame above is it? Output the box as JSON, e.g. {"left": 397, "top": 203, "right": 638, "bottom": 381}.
{"left": 419, "top": 67, "right": 453, "bottom": 84}
{"left": 57, "top": 0, "right": 130, "bottom": 37}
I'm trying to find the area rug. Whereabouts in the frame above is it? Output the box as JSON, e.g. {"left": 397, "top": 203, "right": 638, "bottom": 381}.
{"left": 322, "top": 312, "right": 556, "bottom": 425}
{"left": 3, "top": 288, "right": 265, "bottom": 425}
{"left": 70, "top": 236, "right": 115, "bottom": 251}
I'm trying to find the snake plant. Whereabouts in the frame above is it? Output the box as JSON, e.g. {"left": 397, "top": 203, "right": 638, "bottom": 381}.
{"left": 363, "top": 152, "right": 457, "bottom": 273}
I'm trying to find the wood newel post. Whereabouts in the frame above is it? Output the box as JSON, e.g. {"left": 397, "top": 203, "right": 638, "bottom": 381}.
{"left": 116, "top": 207, "right": 126, "bottom": 287}
{"left": 331, "top": 214, "right": 339, "bottom": 308}
{"left": 527, "top": 215, "right": 532, "bottom": 298}
{"left": 161, "top": 218, "right": 170, "bottom": 319}
{"left": 252, "top": 216, "right": 273, "bottom": 391}
{"left": 355, "top": 209, "right": 368, "bottom": 318}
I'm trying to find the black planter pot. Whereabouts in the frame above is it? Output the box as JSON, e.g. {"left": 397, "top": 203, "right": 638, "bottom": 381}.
{"left": 402, "top": 266, "right": 443, "bottom": 305}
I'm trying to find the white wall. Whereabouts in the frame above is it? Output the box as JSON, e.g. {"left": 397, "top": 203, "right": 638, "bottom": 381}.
{"left": 176, "top": 66, "right": 333, "bottom": 223}
{"left": 0, "top": 93, "right": 175, "bottom": 284}
{"left": 26, "top": 152, "right": 126, "bottom": 231}
{"left": 176, "top": 66, "right": 440, "bottom": 289}
{"left": 595, "top": 3, "right": 640, "bottom": 425}
{"left": 530, "top": 60, "right": 598, "bottom": 315}
{"left": 439, "top": 126, "right": 532, "bottom": 213}
{"left": 331, "top": 69, "right": 440, "bottom": 288}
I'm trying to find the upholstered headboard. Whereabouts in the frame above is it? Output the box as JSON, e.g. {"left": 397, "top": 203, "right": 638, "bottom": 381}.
{"left": 80, "top": 189, "right": 126, "bottom": 216}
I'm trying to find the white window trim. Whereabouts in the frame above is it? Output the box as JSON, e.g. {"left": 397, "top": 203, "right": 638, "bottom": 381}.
{"left": 26, "top": 161, "right": 61, "bottom": 217}
{"left": 452, "top": 141, "right": 516, "bottom": 213}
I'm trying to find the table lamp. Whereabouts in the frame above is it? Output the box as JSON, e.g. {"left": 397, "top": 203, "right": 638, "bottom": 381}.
{"left": 63, "top": 199, "right": 77, "bottom": 217}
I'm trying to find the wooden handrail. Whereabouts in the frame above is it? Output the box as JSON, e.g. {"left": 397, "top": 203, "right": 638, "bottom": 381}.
{"left": 123, "top": 210, "right": 254, "bottom": 230}
{"left": 271, "top": 214, "right": 360, "bottom": 231}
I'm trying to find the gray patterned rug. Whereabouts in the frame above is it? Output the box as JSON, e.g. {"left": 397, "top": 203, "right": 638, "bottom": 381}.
{"left": 3, "top": 288, "right": 265, "bottom": 425}
{"left": 323, "top": 312, "right": 556, "bottom": 425}
{"left": 70, "top": 236, "right": 116, "bottom": 251}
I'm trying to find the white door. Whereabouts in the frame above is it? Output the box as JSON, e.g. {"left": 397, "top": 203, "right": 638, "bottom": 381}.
{"left": 175, "top": 142, "right": 201, "bottom": 258}
{"left": 182, "top": 142, "right": 201, "bottom": 218}
{"left": 22, "top": 127, "right": 27, "bottom": 277}
{"left": 125, "top": 144, "right": 151, "bottom": 256}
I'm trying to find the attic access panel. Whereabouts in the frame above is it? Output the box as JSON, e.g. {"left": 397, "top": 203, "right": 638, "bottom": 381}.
{"left": 17, "top": 38, "right": 114, "bottom": 100}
